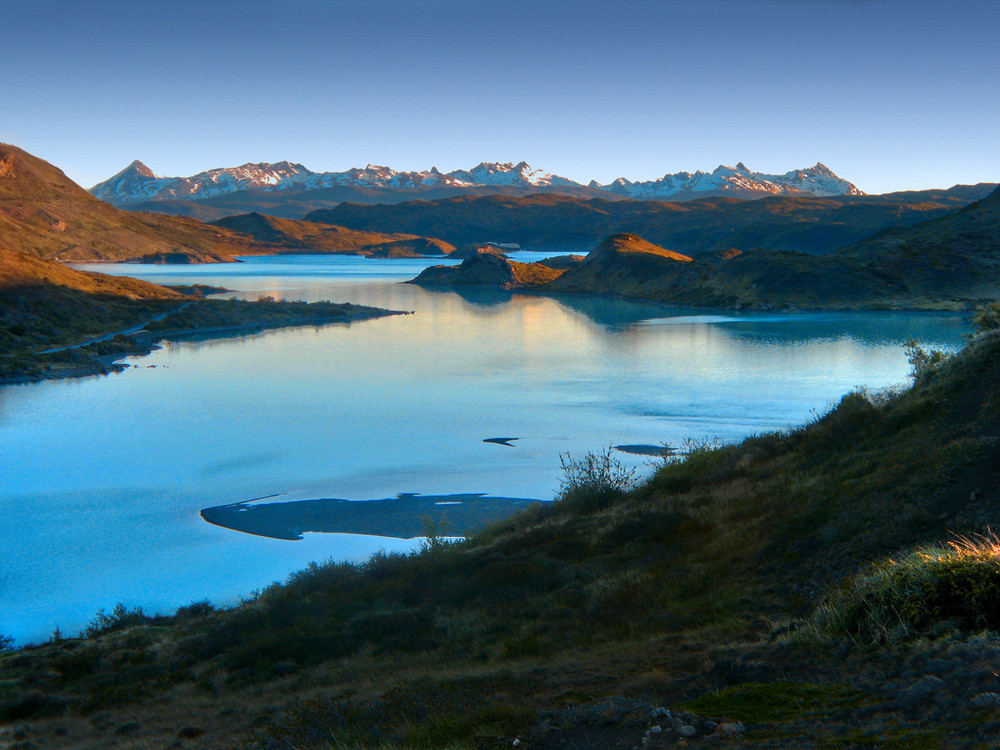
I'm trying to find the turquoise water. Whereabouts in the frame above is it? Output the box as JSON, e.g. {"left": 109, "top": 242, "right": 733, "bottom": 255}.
{"left": 0, "top": 254, "right": 970, "bottom": 645}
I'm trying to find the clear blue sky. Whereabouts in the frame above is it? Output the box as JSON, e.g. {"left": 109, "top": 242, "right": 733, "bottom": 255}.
{"left": 4, "top": 0, "right": 998, "bottom": 194}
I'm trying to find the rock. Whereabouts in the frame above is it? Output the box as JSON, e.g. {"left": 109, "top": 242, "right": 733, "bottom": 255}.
{"left": 115, "top": 722, "right": 142, "bottom": 736}
{"left": 971, "top": 692, "right": 1000, "bottom": 709}
{"left": 678, "top": 725, "right": 697, "bottom": 737}
{"left": 715, "top": 721, "right": 745, "bottom": 736}
{"left": 899, "top": 674, "right": 947, "bottom": 705}
{"left": 568, "top": 697, "right": 653, "bottom": 727}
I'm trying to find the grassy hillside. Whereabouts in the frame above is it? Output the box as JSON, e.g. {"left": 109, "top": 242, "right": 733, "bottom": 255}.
{"left": 4, "top": 321, "right": 1000, "bottom": 748}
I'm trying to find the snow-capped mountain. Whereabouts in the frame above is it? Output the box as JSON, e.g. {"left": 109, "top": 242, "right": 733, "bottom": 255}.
{"left": 90, "top": 160, "right": 583, "bottom": 206}
{"left": 90, "top": 160, "right": 863, "bottom": 208}
{"left": 594, "top": 162, "right": 864, "bottom": 200}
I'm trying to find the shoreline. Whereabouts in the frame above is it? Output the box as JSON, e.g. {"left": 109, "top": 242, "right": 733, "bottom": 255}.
{"left": 0, "top": 306, "right": 408, "bottom": 385}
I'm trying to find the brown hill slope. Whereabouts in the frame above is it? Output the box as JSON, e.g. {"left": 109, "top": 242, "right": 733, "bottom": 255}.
{"left": 308, "top": 187, "right": 996, "bottom": 256}
{"left": 212, "top": 212, "right": 454, "bottom": 256}
{"left": 0, "top": 144, "right": 264, "bottom": 262}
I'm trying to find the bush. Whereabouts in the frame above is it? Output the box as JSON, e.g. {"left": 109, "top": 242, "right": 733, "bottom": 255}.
{"left": 816, "top": 530, "right": 1000, "bottom": 645}
{"left": 557, "top": 446, "right": 636, "bottom": 511}
{"left": 972, "top": 302, "right": 1000, "bottom": 334}
{"left": 905, "top": 339, "right": 948, "bottom": 381}
{"left": 85, "top": 603, "right": 150, "bottom": 637}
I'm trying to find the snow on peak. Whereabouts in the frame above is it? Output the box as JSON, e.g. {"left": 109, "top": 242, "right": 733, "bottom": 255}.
{"left": 89, "top": 158, "right": 863, "bottom": 207}
{"left": 598, "top": 163, "right": 863, "bottom": 200}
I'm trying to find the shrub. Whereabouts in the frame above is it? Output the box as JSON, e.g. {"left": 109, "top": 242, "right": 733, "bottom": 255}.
{"left": 905, "top": 339, "right": 948, "bottom": 381}
{"left": 85, "top": 603, "right": 150, "bottom": 637}
{"left": 816, "top": 530, "right": 1000, "bottom": 645}
{"left": 557, "top": 446, "right": 635, "bottom": 511}
{"left": 971, "top": 302, "right": 1000, "bottom": 335}
{"left": 0, "top": 633, "right": 13, "bottom": 651}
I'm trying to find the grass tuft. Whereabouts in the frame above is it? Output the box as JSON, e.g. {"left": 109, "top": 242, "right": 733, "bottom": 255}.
{"left": 815, "top": 530, "right": 1000, "bottom": 645}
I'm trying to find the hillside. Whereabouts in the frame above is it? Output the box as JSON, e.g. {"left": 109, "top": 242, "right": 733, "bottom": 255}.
{"left": 309, "top": 187, "right": 995, "bottom": 256}
{"left": 212, "top": 212, "right": 454, "bottom": 256}
{"left": 4, "top": 322, "right": 1000, "bottom": 748}
{"left": 839, "top": 185, "right": 1000, "bottom": 298}
{"left": 0, "top": 144, "right": 265, "bottom": 262}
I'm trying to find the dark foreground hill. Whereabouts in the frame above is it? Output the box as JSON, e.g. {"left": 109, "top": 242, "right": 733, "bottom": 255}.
{"left": 4, "top": 319, "right": 1000, "bottom": 748}
{"left": 308, "top": 186, "right": 996, "bottom": 256}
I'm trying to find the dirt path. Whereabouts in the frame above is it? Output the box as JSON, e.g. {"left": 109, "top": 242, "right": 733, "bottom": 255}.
{"left": 33, "top": 302, "right": 193, "bottom": 355}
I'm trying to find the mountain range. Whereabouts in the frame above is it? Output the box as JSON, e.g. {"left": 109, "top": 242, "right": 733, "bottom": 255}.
{"left": 89, "top": 160, "right": 865, "bottom": 220}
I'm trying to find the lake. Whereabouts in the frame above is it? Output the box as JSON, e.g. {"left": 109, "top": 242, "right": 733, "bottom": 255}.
{"left": 0, "top": 253, "right": 971, "bottom": 645}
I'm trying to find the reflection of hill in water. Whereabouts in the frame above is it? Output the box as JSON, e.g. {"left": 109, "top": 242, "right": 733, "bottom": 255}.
{"left": 460, "top": 287, "right": 966, "bottom": 345}
{"left": 433, "top": 285, "right": 967, "bottom": 346}
{"left": 425, "top": 285, "right": 690, "bottom": 328}
{"left": 639, "top": 311, "right": 968, "bottom": 347}
{"left": 202, "top": 492, "right": 543, "bottom": 541}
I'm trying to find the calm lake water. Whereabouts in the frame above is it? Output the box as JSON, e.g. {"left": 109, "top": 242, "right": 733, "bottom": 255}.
{"left": 0, "top": 254, "right": 971, "bottom": 645}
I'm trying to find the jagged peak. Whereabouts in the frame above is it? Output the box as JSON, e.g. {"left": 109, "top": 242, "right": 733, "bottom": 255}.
{"left": 104, "top": 160, "right": 157, "bottom": 180}
{"left": 125, "top": 160, "right": 156, "bottom": 178}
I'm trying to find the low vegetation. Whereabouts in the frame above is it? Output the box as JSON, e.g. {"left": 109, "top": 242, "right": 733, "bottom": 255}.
{"left": 815, "top": 531, "right": 1000, "bottom": 645}
{"left": 3, "top": 318, "right": 1000, "bottom": 747}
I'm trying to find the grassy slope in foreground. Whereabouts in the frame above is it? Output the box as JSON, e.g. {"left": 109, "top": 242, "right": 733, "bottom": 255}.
{"left": 0, "top": 245, "right": 401, "bottom": 381}
{"left": 3, "top": 325, "right": 1000, "bottom": 748}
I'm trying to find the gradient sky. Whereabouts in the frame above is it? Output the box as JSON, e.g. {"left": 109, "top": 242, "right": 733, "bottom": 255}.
{"left": 4, "top": 0, "right": 998, "bottom": 194}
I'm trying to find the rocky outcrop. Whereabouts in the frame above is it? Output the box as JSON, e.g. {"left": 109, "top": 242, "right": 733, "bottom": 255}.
{"left": 365, "top": 237, "right": 454, "bottom": 258}
{"left": 410, "top": 252, "right": 564, "bottom": 289}
{"left": 546, "top": 234, "right": 696, "bottom": 296}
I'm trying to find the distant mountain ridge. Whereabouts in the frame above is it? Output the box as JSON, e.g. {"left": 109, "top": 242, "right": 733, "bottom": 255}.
{"left": 90, "top": 159, "right": 864, "bottom": 211}
{"left": 596, "top": 162, "right": 864, "bottom": 200}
